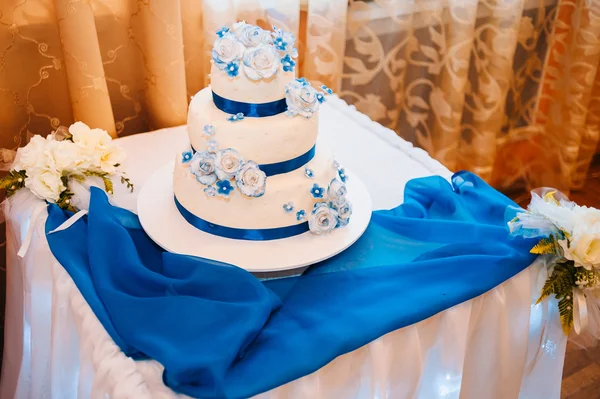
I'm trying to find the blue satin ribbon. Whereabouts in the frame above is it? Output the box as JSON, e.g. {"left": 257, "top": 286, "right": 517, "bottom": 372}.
{"left": 174, "top": 196, "right": 309, "bottom": 240}
{"left": 212, "top": 91, "right": 287, "bottom": 117}
{"left": 259, "top": 145, "right": 316, "bottom": 176}
{"left": 191, "top": 145, "right": 316, "bottom": 177}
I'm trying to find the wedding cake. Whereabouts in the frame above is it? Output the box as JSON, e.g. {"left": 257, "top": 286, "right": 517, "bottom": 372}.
{"left": 173, "top": 22, "right": 352, "bottom": 240}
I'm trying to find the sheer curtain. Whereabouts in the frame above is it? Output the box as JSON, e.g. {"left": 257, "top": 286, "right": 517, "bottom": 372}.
{"left": 1, "top": 0, "right": 600, "bottom": 192}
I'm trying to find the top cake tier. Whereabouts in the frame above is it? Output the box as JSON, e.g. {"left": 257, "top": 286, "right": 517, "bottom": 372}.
{"left": 210, "top": 22, "right": 298, "bottom": 103}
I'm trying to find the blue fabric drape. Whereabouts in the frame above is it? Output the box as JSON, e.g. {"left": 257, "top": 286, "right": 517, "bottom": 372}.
{"left": 45, "top": 171, "right": 537, "bottom": 399}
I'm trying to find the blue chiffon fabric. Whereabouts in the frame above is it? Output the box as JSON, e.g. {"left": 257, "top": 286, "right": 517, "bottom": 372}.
{"left": 45, "top": 171, "right": 537, "bottom": 399}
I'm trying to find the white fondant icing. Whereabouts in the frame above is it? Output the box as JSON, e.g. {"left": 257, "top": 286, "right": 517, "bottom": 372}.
{"left": 210, "top": 63, "right": 294, "bottom": 103}
{"left": 188, "top": 88, "right": 318, "bottom": 165}
{"left": 173, "top": 141, "right": 337, "bottom": 230}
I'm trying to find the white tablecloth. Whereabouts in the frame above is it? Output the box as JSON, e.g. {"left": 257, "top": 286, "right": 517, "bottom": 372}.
{"left": 1, "top": 97, "right": 567, "bottom": 399}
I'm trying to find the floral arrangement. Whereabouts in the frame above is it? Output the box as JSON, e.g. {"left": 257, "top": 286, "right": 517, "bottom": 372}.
{"left": 307, "top": 173, "right": 352, "bottom": 235}
{"left": 508, "top": 189, "right": 600, "bottom": 334}
{"left": 279, "top": 161, "right": 351, "bottom": 235}
{"left": 212, "top": 22, "right": 298, "bottom": 80}
{"left": 1, "top": 122, "right": 131, "bottom": 211}
{"left": 181, "top": 124, "right": 266, "bottom": 199}
{"left": 285, "top": 78, "right": 332, "bottom": 119}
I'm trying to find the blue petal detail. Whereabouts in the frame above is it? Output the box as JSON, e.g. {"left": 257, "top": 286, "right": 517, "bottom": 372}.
{"left": 227, "top": 112, "right": 245, "bottom": 122}
{"left": 281, "top": 54, "right": 296, "bottom": 72}
{"left": 321, "top": 85, "right": 333, "bottom": 95}
{"left": 216, "top": 180, "right": 234, "bottom": 197}
{"left": 216, "top": 26, "right": 230, "bottom": 37}
{"left": 283, "top": 202, "right": 294, "bottom": 213}
{"left": 204, "top": 186, "right": 217, "bottom": 197}
{"left": 225, "top": 61, "right": 239, "bottom": 77}
{"left": 316, "top": 93, "right": 325, "bottom": 103}
{"left": 274, "top": 37, "right": 287, "bottom": 51}
{"left": 304, "top": 167, "right": 315, "bottom": 178}
{"left": 310, "top": 184, "right": 324, "bottom": 199}
{"left": 181, "top": 151, "right": 193, "bottom": 163}
{"left": 203, "top": 125, "right": 215, "bottom": 136}
{"left": 296, "top": 210, "right": 306, "bottom": 221}
{"left": 338, "top": 167, "right": 348, "bottom": 183}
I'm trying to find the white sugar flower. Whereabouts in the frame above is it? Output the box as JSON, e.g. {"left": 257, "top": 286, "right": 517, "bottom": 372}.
{"left": 24, "top": 168, "right": 65, "bottom": 202}
{"left": 242, "top": 44, "right": 280, "bottom": 80}
{"left": 189, "top": 151, "right": 217, "bottom": 185}
{"left": 214, "top": 148, "right": 244, "bottom": 180}
{"left": 335, "top": 201, "right": 352, "bottom": 227}
{"left": 285, "top": 78, "right": 320, "bottom": 118}
{"left": 12, "top": 135, "right": 47, "bottom": 172}
{"left": 235, "top": 161, "right": 266, "bottom": 197}
{"left": 327, "top": 178, "right": 347, "bottom": 205}
{"left": 212, "top": 33, "right": 244, "bottom": 71}
{"left": 309, "top": 202, "right": 338, "bottom": 235}
{"left": 232, "top": 22, "right": 271, "bottom": 47}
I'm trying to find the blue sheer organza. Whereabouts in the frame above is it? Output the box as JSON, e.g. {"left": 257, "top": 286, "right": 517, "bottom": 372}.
{"left": 45, "top": 171, "right": 537, "bottom": 399}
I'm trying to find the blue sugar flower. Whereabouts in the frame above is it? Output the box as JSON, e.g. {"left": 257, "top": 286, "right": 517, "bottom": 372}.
{"left": 310, "top": 183, "right": 324, "bottom": 199}
{"left": 296, "top": 209, "right": 306, "bottom": 221}
{"left": 225, "top": 61, "right": 239, "bottom": 77}
{"left": 274, "top": 36, "right": 287, "bottom": 51}
{"left": 216, "top": 26, "right": 230, "bottom": 38}
{"left": 338, "top": 167, "right": 348, "bottom": 183}
{"left": 227, "top": 112, "right": 244, "bottom": 122}
{"left": 281, "top": 54, "right": 296, "bottom": 72}
{"left": 296, "top": 77, "right": 309, "bottom": 86}
{"left": 216, "top": 180, "right": 234, "bottom": 197}
{"left": 321, "top": 85, "right": 333, "bottom": 95}
{"left": 203, "top": 124, "right": 215, "bottom": 136}
{"left": 283, "top": 202, "right": 294, "bottom": 213}
{"left": 316, "top": 93, "right": 325, "bottom": 103}
{"left": 304, "top": 167, "right": 315, "bottom": 178}
{"left": 181, "top": 150, "right": 193, "bottom": 163}
{"left": 272, "top": 26, "right": 298, "bottom": 57}
{"left": 207, "top": 139, "right": 218, "bottom": 153}
{"left": 204, "top": 186, "right": 217, "bottom": 197}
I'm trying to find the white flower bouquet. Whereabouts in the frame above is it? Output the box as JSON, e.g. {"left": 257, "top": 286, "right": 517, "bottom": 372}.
{"left": 509, "top": 189, "right": 600, "bottom": 334}
{"left": 2, "top": 122, "right": 132, "bottom": 211}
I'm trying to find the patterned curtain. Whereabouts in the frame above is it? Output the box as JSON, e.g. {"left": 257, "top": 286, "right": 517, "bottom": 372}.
{"left": 2, "top": 0, "right": 600, "bottom": 194}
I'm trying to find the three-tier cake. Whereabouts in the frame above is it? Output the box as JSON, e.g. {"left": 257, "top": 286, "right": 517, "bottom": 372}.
{"left": 172, "top": 22, "right": 352, "bottom": 240}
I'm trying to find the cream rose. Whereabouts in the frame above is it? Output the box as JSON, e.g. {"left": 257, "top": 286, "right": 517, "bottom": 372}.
{"left": 560, "top": 229, "right": 600, "bottom": 270}
{"left": 44, "top": 138, "right": 82, "bottom": 172}
{"left": 242, "top": 44, "right": 280, "bottom": 80}
{"left": 12, "top": 135, "right": 47, "bottom": 172}
{"left": 24, "top": 168, "right": 66, "bottom": 202}
{"left": 69, "top": 122, "right": 125, "bottom": 174}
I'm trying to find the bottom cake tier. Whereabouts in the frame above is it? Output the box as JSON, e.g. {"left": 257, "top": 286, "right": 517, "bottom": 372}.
{"left": 173, "top": 139, "right": 342, "bottom": 232}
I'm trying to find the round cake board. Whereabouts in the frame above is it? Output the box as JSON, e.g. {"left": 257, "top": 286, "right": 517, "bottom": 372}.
{"left": 137, "top": 161, "right": 372, "bottom": 275}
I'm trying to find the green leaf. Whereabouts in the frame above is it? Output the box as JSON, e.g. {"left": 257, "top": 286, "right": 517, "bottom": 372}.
{"left": 536, "top": 260, "right": 576, "bottom": 304}
{"left": 83, "top": 171, "right": 114, "bottom": 194}
{"left": 0, "top": 170, "right": 27, "bottom": 196}
{"left": 558, "top": 293, "right": 574, "bottom": 335}
{"left": 531, "top": 236, "right": 557, "bottom": 255}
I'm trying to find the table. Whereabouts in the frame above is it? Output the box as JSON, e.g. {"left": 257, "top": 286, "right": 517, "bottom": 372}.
{"left": 1, "top": 96, "right": 567, "bottom": 399}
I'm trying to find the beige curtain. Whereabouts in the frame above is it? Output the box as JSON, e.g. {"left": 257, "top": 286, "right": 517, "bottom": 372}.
{"left": 2, "top": 0, "right": 600, "bottom": 194}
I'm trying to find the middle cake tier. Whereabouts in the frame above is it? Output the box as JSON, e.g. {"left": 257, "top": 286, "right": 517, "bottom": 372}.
{"left": 188, "top": 87, "right": 319, "bottom": 165}
{"left": 173, "top": 139, "right": 337, "bottom": 231}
